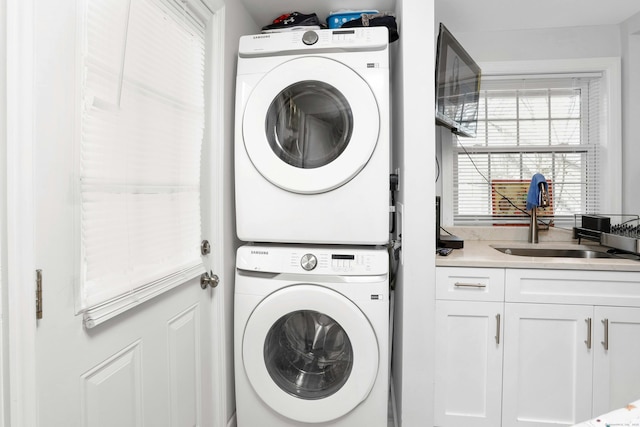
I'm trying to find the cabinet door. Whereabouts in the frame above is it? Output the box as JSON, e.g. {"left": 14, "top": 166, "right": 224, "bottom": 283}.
{"left": 435, "top": 301, "right": 504, "bottom": 427}
{"left": 593, "top": 306, "right": 640, "bottom": 416}
{"left": 502, "top": 303, "right": 593, "bottom": 427}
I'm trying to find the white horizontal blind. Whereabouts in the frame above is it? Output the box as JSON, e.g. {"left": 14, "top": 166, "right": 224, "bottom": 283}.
{"left": 80, "top": 0, "right": 206, "bottom": 310}
{"left": 453, "top": 75, "right": 601, "bottom": 227}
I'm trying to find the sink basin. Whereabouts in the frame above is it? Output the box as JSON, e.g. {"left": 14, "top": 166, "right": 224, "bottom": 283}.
{"left": 492, "top": 246, "right": 616, "bottom": 259}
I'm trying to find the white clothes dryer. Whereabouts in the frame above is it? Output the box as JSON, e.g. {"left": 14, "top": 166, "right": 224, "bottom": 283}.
{"left": 234, "top": 27, "right": 390, "bottom": 245}
{"left": 234, "top": 244, "right": 389, "bottom": 427}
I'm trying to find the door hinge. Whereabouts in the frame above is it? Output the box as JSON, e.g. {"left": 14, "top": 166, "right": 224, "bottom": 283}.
{"left": 36, "top": 269, "right": 43, "bottom": 320}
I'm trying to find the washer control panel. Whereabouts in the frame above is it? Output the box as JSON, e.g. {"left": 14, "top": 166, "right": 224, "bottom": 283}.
{"left": 330, "top": 254, "right": 358, "bottom": 271}
{"left": 236, "top": 245, "right": 388, "bottom": 276}
{"left": 290, "top": 250, "right": 384, "bottom": 275}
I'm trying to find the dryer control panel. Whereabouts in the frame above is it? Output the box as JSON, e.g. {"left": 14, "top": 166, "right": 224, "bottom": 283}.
{"left": 236, "top": 244, "right": 388, "bottom": 276}
{"left": 238, "top": 27, "right": 388, "bottom": 58}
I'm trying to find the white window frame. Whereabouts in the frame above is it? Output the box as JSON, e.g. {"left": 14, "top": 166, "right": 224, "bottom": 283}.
{"left": 441, "top": 57, "right": 622, "bottom": 226}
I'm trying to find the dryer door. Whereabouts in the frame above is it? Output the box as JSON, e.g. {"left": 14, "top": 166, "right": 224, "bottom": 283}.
{"left": 242, "top": 284, "right": 379, "bottom": 423}
{"left": 242, "top": 56, "right": 381, "bottom": 194}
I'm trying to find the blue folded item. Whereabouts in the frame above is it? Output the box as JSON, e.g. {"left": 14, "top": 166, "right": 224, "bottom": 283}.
{"left": 526, "top": 173, "right": 548, "bottom": 211}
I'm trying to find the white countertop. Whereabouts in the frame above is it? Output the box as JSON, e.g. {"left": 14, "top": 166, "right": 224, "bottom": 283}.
{"left": 572, "top": 399, "right": 640, "bottom": 426}
{"left": 435, "top": 227, "right": 640, "bottom": 272}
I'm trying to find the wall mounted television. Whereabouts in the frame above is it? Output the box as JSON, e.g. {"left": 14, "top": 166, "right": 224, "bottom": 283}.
{"left": 435, "top": 23, "right": 481, "bottom": 138}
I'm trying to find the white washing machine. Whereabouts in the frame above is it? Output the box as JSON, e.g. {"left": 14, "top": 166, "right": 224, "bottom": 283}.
{"left": 234, "top": 244, "right": 389, "bottom": 427}
{"left": 234, "top": 27, "right": 390, "bottom": 245}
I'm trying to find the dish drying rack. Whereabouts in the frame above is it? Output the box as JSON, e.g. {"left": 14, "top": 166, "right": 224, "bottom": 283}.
{"left": 573, "top": 214, "right": 640, "bottom": 255}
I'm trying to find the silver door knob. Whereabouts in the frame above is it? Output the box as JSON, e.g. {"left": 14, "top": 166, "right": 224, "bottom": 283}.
{"left": 200, "top": 272, "right": 219, "bottom": 289}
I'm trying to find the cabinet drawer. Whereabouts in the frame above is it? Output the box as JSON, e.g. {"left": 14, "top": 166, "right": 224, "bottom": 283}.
{"left": 436, "top": 267, "right": 505, "bottom": 302}
{"left": 506, "top": 269, "right": 640, "bottom": 306}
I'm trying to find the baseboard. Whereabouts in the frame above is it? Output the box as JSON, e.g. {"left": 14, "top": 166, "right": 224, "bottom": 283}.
{"left": 227, "top": 412, "right": 237, "bottom": 427}
{"left": 390, "top": 374, "right": 399, "bottom": 427}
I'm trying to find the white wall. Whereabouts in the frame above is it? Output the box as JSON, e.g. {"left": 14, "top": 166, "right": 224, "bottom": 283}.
{"left": 392, "top": 0, "right": 436, "bottom": 426}
{"left": 221, "top": 2, "right": 257, "bottom": 424}
{"left": 452, "top": 25, "right": 621, "bottom": 62}
{"left": 621, "top": 12, "right": 640, "bottom": 215}
{"left": 0, "top": 0, "right": 7, "bottom": 424}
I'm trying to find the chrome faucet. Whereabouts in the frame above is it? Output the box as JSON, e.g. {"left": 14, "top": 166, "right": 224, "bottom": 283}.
{"left": 528, "top": 182, "right": 549, "bottom": 243}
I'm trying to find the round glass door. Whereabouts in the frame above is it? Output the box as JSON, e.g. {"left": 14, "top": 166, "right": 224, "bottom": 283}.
{"left": 242, "top": 56, "right": 380, "bottom": 194}
{"left": 265, "top": 81, "right": 353, "bottom": 170}
{"left": 264, "top": 310, "right": 353, "bottom": 400}
{"left": 242, "top": 284, "right": 379, "bottom": 423}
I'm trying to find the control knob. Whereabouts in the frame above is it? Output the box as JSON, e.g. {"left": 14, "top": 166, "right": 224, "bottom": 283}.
{"left": 302, "top": 30, "right": 319, "bottom": 45}
{"left": 300, "top": 253, "right": 317, "bottom": 271}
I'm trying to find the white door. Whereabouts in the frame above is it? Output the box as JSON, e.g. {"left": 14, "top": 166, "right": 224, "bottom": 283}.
{"left": 502, "top": 303, "right": 593, "bottom": 427}
{"left": 241, "top": 284, "right": 379, "bottom": 424}
{"left": 434, "top": 300, "right": 504, "bottom": 427}
{"left": 593, "top": 306, "right": 640, "bottom": 416}
{"left": 242, "top": 56, "right": 381, "bottom": 194}
{"left": 30, "top": 2, "right": 224, "bottom": 426}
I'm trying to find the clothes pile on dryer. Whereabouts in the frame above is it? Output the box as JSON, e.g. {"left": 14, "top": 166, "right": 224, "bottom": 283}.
{"left": 261, "top": 12, "right": 325, "bottom": 33}
{"left": 261, "top": 10, "right": 399, "bottom": 42}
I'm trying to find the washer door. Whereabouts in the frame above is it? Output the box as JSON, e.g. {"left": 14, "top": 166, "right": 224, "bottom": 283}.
{"left": 242, "top": 56, "right": 380, "bottom": 194}
{"left": 242, "top": 284, "right": 379, "bottom": 423}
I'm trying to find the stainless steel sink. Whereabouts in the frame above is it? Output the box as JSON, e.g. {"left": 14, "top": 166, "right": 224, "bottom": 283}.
{"left": 491, "top": 246, "right": 616, "bottom": 259}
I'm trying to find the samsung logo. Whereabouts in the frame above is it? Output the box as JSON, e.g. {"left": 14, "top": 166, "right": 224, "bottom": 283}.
{"left": 252, "top": 35, "right": 270, "bottom": 39}
{"left": 251, "top": 250, "right": 269, "bottom": 255}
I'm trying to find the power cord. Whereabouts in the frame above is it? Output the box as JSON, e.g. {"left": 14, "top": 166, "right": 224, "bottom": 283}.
{"left": 389, "top": 173, "right": 399, "bottom": 234}
{"left": 387, "top": 238, "right": 401, "bottom": 290}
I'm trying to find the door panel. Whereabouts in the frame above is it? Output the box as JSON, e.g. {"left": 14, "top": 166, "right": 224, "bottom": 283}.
{"left": 80, "top": 342, "right": 143, "bottom": 427}
{"left": 593, "top": 306, "right": 640, "bottom": 416}
{"left": 502, "top": 303, "right": 593, "bottom": 427}
{"left": 435, "top": 300, "right": 504, "bottom": 427}
{"left": 242, "top": 56, "right": 380, "bottom": 194}
{"left": 242, "top": 284, "right": 379, "bottom": 424}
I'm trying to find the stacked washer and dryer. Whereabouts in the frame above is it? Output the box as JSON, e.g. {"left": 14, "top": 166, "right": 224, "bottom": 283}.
{"left": 234, "top": 27, "right": 392, "bottom": 427}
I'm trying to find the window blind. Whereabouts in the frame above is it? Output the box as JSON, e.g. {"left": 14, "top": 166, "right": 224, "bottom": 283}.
{"left": 80, "top": 0, "right": 206, "bottom": 316}
{"left": 453, "top": 75, "right": 602, "bottom": 227}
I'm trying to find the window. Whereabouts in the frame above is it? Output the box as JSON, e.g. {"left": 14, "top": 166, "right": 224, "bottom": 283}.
{"left": 79, "top": 0, "right": 211, "bottom": 327}
{"left": 446, "top": 58, "right": 622, "bottom": 228}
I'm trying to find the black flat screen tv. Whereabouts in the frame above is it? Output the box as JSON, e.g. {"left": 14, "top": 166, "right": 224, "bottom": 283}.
{"left": 435, "top": 23, "right": 481, "bottom": 138}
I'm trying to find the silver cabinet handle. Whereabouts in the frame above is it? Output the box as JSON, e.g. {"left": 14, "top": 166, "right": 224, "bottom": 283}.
{"left": 454, "top": 282, "right": 486, "bottom": 288}
{"left": 495, "top": 314, "right": 501, "bottom": 344}
{"left": 585, "top": 318, "right": 592, "bottom": 349}
{"left": 601, "top": 318, "right": 609, "bottom": 350}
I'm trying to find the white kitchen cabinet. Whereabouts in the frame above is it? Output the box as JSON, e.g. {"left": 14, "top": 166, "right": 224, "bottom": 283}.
{"left": 592, "top": 306, "right": 640, "bottom": 416}
{"left": 435, "top": 301, "right": 504, "bottom": 427}
{"left": 434, "top": 268, "right": 505, "bottom": 427}
{"left": 504, "top": 269, "right": 640, "bottom": 426}
{"left": 435, "top": 265, "right": 640, "bottom": 427}
{"left": 501, "top": 303, "right": 594, "bottom": 427}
